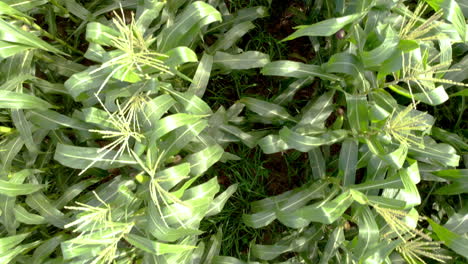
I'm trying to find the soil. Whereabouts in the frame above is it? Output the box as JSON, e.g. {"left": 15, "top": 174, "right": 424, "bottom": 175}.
{"left": 263, "top": 150, "right": 308, "bottom": 195}
{"left": 265, "top": 1, "right": 314, "bottom": 62}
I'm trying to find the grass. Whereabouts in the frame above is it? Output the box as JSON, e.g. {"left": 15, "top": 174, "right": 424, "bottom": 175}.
{"left": 200, "top": 145, "right": 271, "bottom": 257}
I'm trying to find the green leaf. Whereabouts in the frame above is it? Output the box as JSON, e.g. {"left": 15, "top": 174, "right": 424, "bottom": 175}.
{"left": 395, "top": 162, "right": 421, "bottom": 208}
{"left": 201, "top": 228, "right": 222, "bottom": 264}
{"left": 156, "top": 163, "right": 191, "bottom": 191}
{"left": 213, "top": 51, "right": 270, "bottom": 70}
{"left": 184, "top": 145, "right": 224, "bottom": 176}
{"left": 382, "top": 144, "right": 408, "bottom": 169}
{"left": 367, "top": 196, "right": 406, "bottom": 209}
{"left": 170, "top": 91, "right": 212, "bottom": 115}
{"left": 257, "top": 135, "right": 290, "bottom": 154}
{"left": 241, "top": 97, "right": 296, "bottom": 123}
{"left": 28, "top": 109, "right": 93, "bottom": 131}
{"left": 244, "top": 181, "right": 327, "bottom": 228}
{"left": 354, "top": 206, "right": 379, "bottom": 259}
{"left": 147, "top": 203, "right": 202, "bottom": 242}
{"left": 360, "top": 26, "right": 399, "bottom": 68}
{"left": 433, "top": 169, "right": 468, "bottom": 179}
{"left": 308, "top": 147, "right": 326, "bottom": 179}
{"left": 164, "top": 46, "right": 198, "bottom": 69}
{"left": 434, "top": 181, "right": 468, "bottom": 195}
{"left": 262, "top": 60, "right": 341, "bottom": 81}
{"left": 209, "top": 6, "right": 268, "bottom": 33}
{"left": 276, "top": 191, "right": 354, "bottom": 228}
{"left": 84, "top": 43, "right": 106, "bottom": 63}
{"left": 251, "top": 243, "right": 289, "bottom": 261}
{"left": 0, "top": 169, "right": 30, "bottom": 231}
{"left": 427, "top": 218, "right": 468, "bottom": 259}
{"left": 80, "top": 107, "right": 117, "bottom": 130}
{"left": 209, "top": 21, "right": 255, "bottom": 52}
{"left": 413, "top": 86, "right": 449, "bottom": 106}
{"left": 0, "top": 41, "right": 31, "bottom": 59}
{"left": 273, "top": 77, "right": 314, "bottom": 105}
{"left": 450, "top": 89, "right": 468, "bottom": 97}
{"left": 0, "top": 18, "right": 64, "bottom": 54}
{"left": 431, "top": 127, "right": 468, "bottom": 151}
{"left": 158, "top": 119, "right": 209, "bottom": 158}
{"left": 125, "top": 234, "right": 195, "bottom": 255}
{"left": 206, "top": 183, "right": 238, "bottom": 217}
{"left": 14, "top": 204, "right": 46, "bottom": 225}
{"left": 0, "top": 90, "right": 53, "bottom": 109}
{"left": 409, "top": 141, "right": 460, "bottom": 167}
{"left": 41, "top": 54, "right": 87, "bottom": 77}
{"left": 345, "top": 93, "right": 368, "bottom": 132}
{"left": 444, "top": 54, "right": 468, "bottom": 88}
{"left": 32, "top": 235, "right": 65, "bottom": 264}
{"left": 243, "top": 211, "right": 277, "bottom": 229}
{"left": 53, "top": 179, "right": 99, "bottom": 209}
{"left": 64, "top": 66, "right": 112, "bottom": 99}
{"left": 299, "top": 90, "right": 335, "bottom": 126}
{"left": 54, "top": 144, "right": 138, "bottom": 170}
{"left": 63, "top": 0, "right": 90, "bottom": 20}
{"left": 150, "top": 114, "right": 203, "bottom": 142}
{"left": 424, "top": 0, "right": 466, "bottom": 41}
{"left": 85, "top": 22, "right": 119, "bottom": 46}
{"left": 326, "top": 52, "right": 363, "bottom": 77}
{"left": 135, "top": 0, "right": 165, "bottom": 32}
{"left": 143, "top": 94, "right": 175, "bottom": 129}
{"left": 187, "top": 53, "right": 213, "bottom": 97}
{"left": 279, "top": 127, "right": 348, "bottom": 152}
{"left": 26, "top": 192, "right": 69, "bottom": 228}
{"left": 339, "top": 139, "right": 358, "bottom": 186}
{"left": 444, "top": 211, "right": 468, "bottom": 233}
{"left": 11, "top": 109, "right": 37, "bottom": 153}
{"left": 0, "top": 1, "right": 31, "bottom": 17}
{"left": 282, "top": 13, "right": 364, "bottom": 41}
{"left": 0, "top": 241, "right": 41, "bottom": 263}
{"left": 164, "top": 178, "right": 219, "bottom": 224}
{"left": 388, "top": 84, "right": 449, "bottom": 106}
{"left": 319, "top": 227, "right": 344, "bottom": 264}
{"left": 362, "top": 239, "right": 402, "bottom": 264}
{"left": 31, "top": 78, "right": 68, "bottom": 94}
{"left": 1, "top": 0, "right": 47, "bottom": 12}
{"left": 0, "top": 232, "right": 30, "bottom": 255}
{"left": 0, "top": 179, "right": 43, "bottom": 197}
{"left": 158, "top": 1, "right": 222, "bottom": 52}
{"left": 220, "top": 124, "right": 258, "bottom": 148}
{"left": 351, "top": 175, "right": 403, "bottom": 191}
{"left": 398, "top": 39, "right": 419, "bottom": 52}
{"left": 212, "top": 256, "right": 261, "bottom": 264}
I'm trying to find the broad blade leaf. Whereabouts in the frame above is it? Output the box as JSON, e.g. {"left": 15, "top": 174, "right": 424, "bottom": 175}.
{"left": 262, "top": 60, "right": 340, "bottom": 81}
{"left": 54, "top": 144, "right": 138, "bottom": 170}
{"left": 282, "top": 13, "right": 364, "bottom": 41}
{"left": 0, "top": 91, "right": 52, "bottom": 109}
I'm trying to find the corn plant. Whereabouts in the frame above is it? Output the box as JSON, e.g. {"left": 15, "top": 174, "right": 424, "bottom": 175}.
{"left": 1, "top": 0, "right": 468, "bottom": 263}
{"left": 0, "top": 0, "right": 269, "bottom": 263}
{"left": 217, "top": 0, "right": 468, "bottom": 263}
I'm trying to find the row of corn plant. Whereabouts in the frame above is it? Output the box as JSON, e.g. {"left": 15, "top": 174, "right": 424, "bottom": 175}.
{"left": 0, "top": 0, "right": 270, "bottom": 263}
{"left": 215, "top": 0, "right": 468, "bottom": 263}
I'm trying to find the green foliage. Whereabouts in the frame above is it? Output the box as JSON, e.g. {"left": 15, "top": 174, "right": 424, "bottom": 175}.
{"left": 0, "top": 0, "right": 467, "bottom": 263}
{"left": 0, "top": 0, "right": 268, "bottom": 263}
{"left": 219, "top": 0, "right": 468, "bottom": 263}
